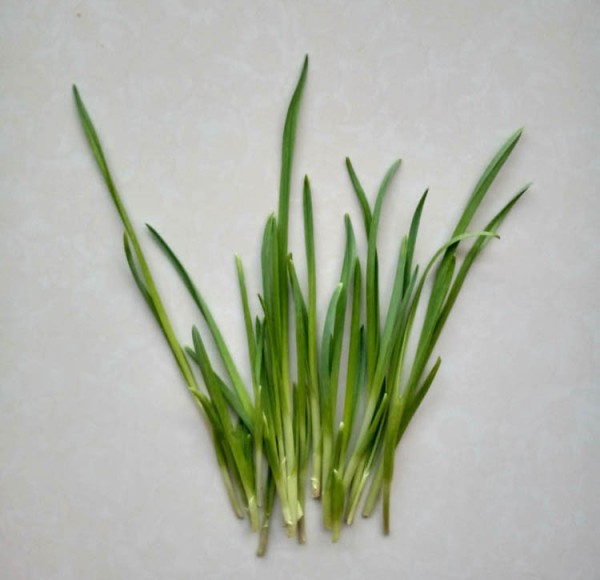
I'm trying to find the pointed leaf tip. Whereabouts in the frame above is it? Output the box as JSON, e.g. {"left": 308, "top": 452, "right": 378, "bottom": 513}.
{"left": 511, "top": 127, "right": 524, "bottom": 142}
{"left": 72, "top": 85, "right": 83, "bottom": 105}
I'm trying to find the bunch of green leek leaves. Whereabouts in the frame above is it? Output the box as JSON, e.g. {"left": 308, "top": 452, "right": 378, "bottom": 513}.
{"left": 74, "top": 56, "right": 528, "bottom": 555}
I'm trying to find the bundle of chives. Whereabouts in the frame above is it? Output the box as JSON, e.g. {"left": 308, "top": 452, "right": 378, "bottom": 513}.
{"left": 74, "top": 56, "right": 528, "bottom": 554}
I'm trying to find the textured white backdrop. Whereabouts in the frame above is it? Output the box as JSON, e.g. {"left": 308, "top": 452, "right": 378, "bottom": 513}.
{"left": 1, "top": 1, "right": 599, "bottom": 578}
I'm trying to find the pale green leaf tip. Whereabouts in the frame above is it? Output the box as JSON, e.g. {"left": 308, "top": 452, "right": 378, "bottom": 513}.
{"left": 511, "top": 127, "right": 524, "bottom": 143}
{"left": 72, "top": 85, "right": 83, "bottom": 107}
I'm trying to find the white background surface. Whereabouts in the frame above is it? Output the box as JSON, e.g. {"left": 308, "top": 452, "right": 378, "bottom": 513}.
{"left": 1, "top": 1, "right": 599, "bottom": 578}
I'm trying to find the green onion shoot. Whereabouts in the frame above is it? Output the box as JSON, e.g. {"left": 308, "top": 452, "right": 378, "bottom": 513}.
{"left": 74, "top": 56, "right": 529, "bottom": 555}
